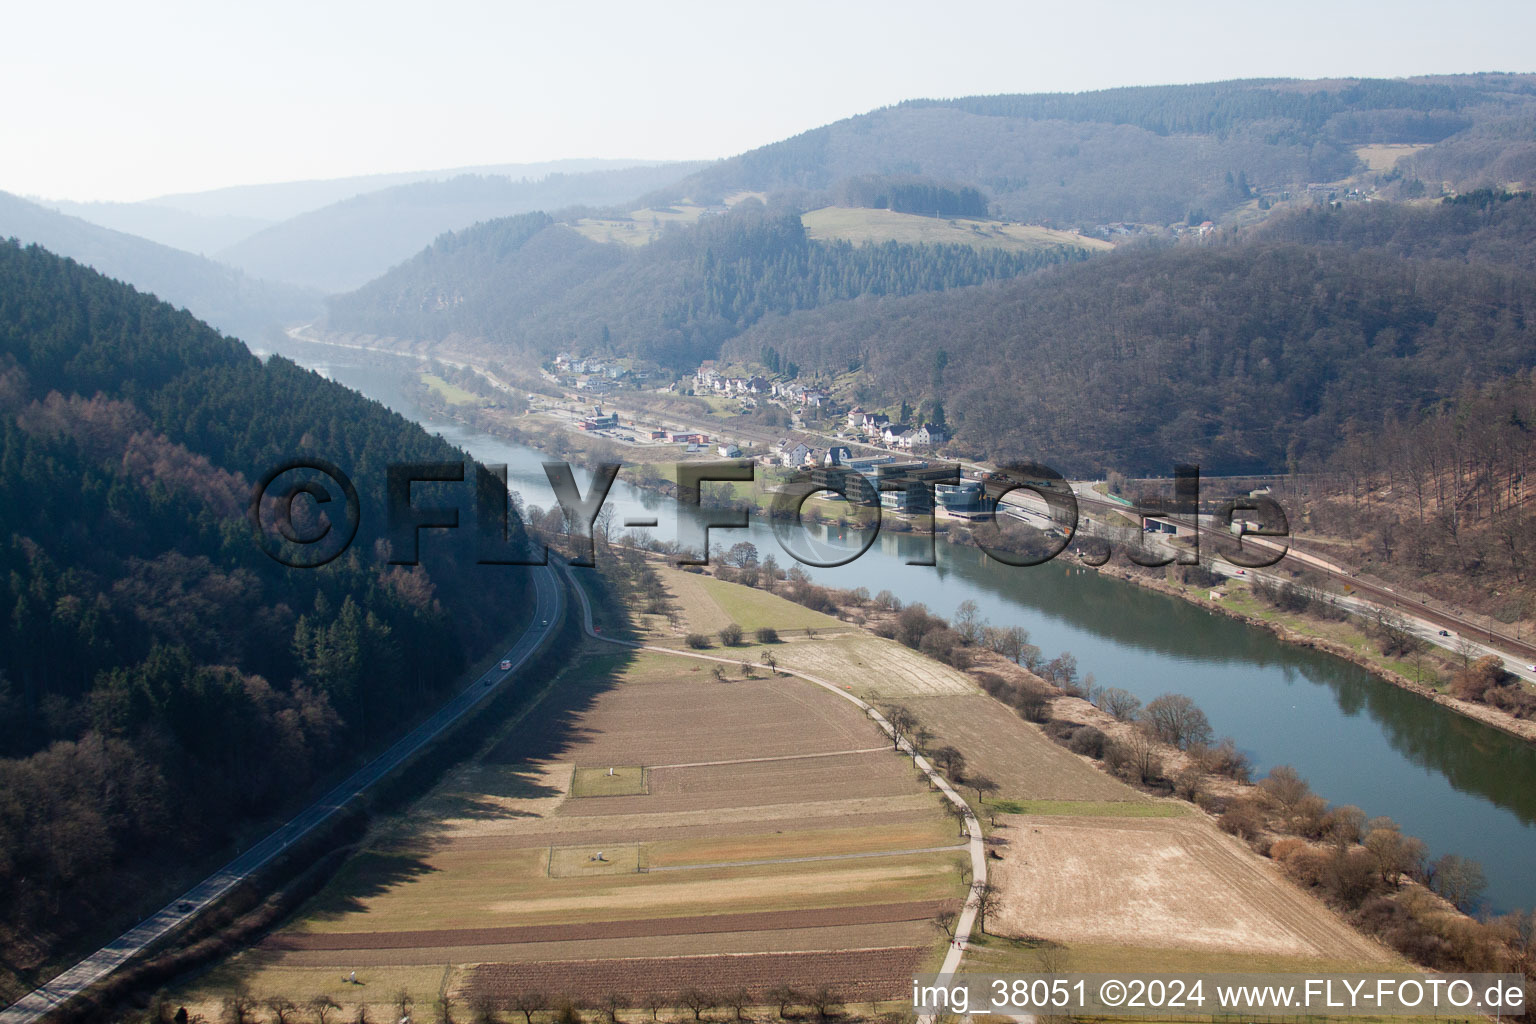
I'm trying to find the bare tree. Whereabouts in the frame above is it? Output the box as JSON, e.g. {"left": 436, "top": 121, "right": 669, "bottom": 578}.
{"left": 595, "top": 505, "right": 616, "bottom": 552}
{"left": 972, "top": 881, "right": 999, "bottom": 934}
{"left": 807, "top": 988, "right": 842, "bottom": 1022}
{"left": 942, "top": 798, "right": 969, "bottom": 836}
{"left": 1142, "top": 694, "right": 1212, "bottom": 749}
{"left": 967, "top": 774, "right": 998, "bottom": 804}
{"left": 1118, "top": 730, "right": 1161, "bottom": 784}
{"left": 952, "top": 600, "right": 984, "bottom": 644}
{"left": 1363, "top": 818, "right": 1426, "bottom": 885}
{"left": 640, "top": 993, "right": 665, "bottom": 1022}
{"left": 1431, "top": 854, "right": 1487, "bottom": 911}
{"left": 511, "top": 992, "right": 545, "bottom": 1024}
{"left": 266, "top": 999, "right": 299, "bottom": 1024}
{"left": 1099, "top": 687, "right": 1142, "bottom": 722}
{"left": 223, "top": 990, "right": 258, "bottom": 1024}
{"left": 394, "top": 991, "right": 414, "bottom": 1023}
{"left": 883, "top": 704, "right": 917, "bottom": 749}
{"left": 932, "top": 907, "right": 959, "bottom": 938}
{"left": 932, "top": 745, "right": 966, "bottom": 777}
{"left": 310, "top": 997, "right": 342, "bottom": 1024}
{"left": 434, "top": 995, "right": 455, "bottom": 1024}
{"left": 678, "top": 988, "right": 716, "bottom": 1021}
{"left": 723, "top": 989, "right": 751, "bottom": 1022}
{"left": 766, "top": 987, "right": 798, "bottom": 1020}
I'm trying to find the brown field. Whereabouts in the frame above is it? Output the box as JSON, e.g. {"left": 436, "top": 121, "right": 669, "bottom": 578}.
{"left": 180, "top": 567, "right": 1403, "bottom": 1012}
{"left": 906, "top": 694, "right": 1136, "bottom": 802}
{"left": 265, "top": 901, "right": 952, "bottom": 951}
{"left": 185, "top": 638, "right": 959, "bottom": 1005}
{"left": 485, "top": 650, "right": 877, "bottom": 767}
{"left": 988, "top": 814, "right": 1390, "bottom": 964}
{"left": 765, "top": 634, "right": 975, "bottom": 698}
{"left": 467, "top": 946, "right": 928, "bottom": 1002}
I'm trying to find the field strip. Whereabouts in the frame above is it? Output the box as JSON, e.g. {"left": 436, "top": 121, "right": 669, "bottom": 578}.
{"left": 644, "top": 843, "right": 968, "bottom": 873}
{"left": 467, "top": 946, "right": 929, "bottom": 1002}
{"left": 273, "top": 921, "right": 938, "bottom": 969}
{"left": 649, "top": 746, "right": 888, "bottom": 769}
{"left": 265, "top": 900, "right": 953, "bottom": 951}
{"left": 561, "top": 562, "right": 986, "bottom": 1018}
{"left": 433, "top": 807, "right": 940, "bottom": 850}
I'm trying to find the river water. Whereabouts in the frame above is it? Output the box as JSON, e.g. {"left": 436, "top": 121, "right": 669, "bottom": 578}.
{"left": 267, "top": 338, "right": 1536, "bottom": 913}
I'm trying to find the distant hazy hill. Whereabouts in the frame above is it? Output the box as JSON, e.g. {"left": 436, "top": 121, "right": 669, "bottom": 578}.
{"left": 326, "top": 204, "right": 1087, "bottom": 366}
{"left": 650, "top": 75, "right": 1536, "bottom": 226}
{"left": 0, "top": 190, "right": 319, "bottom": 341}
{"left": 718, "top": 195, "right": 1536, "bottom": 475}
{"left": 145, "top": 157, "right": 672, "bottom": 222}
{"left": 40, "top": 198, "right": 272, "bottom": 255}
{"left": 216, "top": 162, "right": 708, "bottom": 293}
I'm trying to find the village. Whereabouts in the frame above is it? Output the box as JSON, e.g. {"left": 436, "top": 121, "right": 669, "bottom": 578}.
{"left": 544, "top": 352, "right": 986, "bottom": 517}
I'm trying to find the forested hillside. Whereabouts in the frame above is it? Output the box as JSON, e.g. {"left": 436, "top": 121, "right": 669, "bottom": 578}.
{"left": 0, "top": 191, "right": 320, "bottom": 342}
{"left": 325, "top": 204, "right": 1088, "bottom": 367}
{"left": 721, "top": 195, "right": 1536, "bottom": 475}
{"left": 0, "top": 241, "right": 532, "bottom": 984}
{"left": 216, "top": 162, "right": 707, "bottom": 293}
{"left": 650, "top": 75, "right": 1536, "bottom": 225}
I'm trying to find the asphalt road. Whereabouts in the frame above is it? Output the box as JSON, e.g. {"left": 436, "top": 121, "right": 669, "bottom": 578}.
{"left": 0, "top": 565, "right": 562, "bottom": 1024}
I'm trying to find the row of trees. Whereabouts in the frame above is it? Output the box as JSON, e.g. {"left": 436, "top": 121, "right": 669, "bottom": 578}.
{"left": 206, "top": 984, "right": 854, "bottom": 1024}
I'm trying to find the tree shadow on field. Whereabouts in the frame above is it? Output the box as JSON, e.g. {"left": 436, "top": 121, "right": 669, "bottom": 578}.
{"left": 289, "top": 849, "right": 442, "bottom": 927}
{"left": 423, "top": 762, "right": 567, "bottom": 822}
{"left": 482, "top": 648, "right": 640, "bottom": 766}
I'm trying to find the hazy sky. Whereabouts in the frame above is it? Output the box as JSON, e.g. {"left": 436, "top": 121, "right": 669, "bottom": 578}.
{"left": 5, "top": 0, "right": 1534, "bottom": 203}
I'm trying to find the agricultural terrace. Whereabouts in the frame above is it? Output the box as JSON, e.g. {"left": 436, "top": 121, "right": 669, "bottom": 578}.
{"left": 178, "top": 639, "right": 963, "bottom": 1015}
{"left": 641, "top": 562, "right": 1408, "bottom": 977}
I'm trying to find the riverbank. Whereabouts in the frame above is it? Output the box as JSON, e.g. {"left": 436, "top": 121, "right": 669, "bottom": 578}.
{"left": 607, "top": 549, "right": 1528, "bottom": 982}
{"left": 1112, "top": 566, "right": 1536, "bottom": 745}
{"left": 434, "top": 388, "right": 1536, "bottom": 749}
{"left": 295, "top": 327, "right": 1536, "bottom": 736}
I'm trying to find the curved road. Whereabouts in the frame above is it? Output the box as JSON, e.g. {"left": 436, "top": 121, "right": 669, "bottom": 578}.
{"left": 1, "top": 565, "right": 563, "bottom": 1024}
{"left": 557, "top": 565, "right": 988, "bottom": 1024}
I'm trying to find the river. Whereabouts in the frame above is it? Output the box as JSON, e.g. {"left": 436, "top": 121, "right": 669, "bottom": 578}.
{"left": 265, "top": 337, "right": 1536, "bottom": 914}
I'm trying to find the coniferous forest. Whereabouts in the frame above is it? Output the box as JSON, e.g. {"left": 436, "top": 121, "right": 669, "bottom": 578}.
{"left": 0, "top": 241, "right": 532, "bottom": 965}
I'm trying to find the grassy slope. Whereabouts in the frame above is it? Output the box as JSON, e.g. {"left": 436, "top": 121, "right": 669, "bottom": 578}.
{"left": 801, "top": 206, "right": 1112, "bottom": 252}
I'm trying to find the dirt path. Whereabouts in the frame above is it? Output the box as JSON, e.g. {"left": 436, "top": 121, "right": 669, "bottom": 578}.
{"left": 560, "top": 564, "right": 990, "bottom": 1024}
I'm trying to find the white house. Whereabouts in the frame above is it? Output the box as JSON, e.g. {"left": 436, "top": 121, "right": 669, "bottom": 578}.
{"left": 860, "top": 412, "right": 890, "bottom": 433}
{"left": 911, "top": 424, "right": 949, "bottom": 447}
{"left": 781, "top": 441, "right": 813, "bottom": 467}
